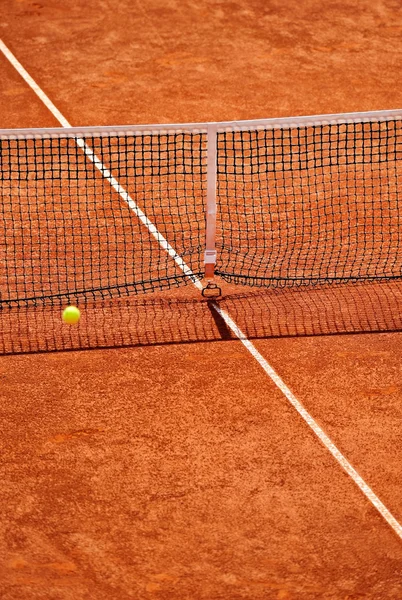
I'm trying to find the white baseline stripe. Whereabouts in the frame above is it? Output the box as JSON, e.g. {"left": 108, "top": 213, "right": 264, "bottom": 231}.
{"left": 1, "top": 38, "right": 402, "bottom": 541}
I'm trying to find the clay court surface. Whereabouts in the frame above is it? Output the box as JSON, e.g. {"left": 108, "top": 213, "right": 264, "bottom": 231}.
{"left": 1, "top": 1, "right": 402, "bottom": 598}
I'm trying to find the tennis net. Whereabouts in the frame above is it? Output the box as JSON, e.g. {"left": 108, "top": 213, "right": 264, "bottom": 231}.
{"left": 1, "top": 109, "right": 401, "bottom": 308}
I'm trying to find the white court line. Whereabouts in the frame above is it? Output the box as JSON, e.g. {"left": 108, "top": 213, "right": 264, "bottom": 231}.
{"left": 212, "top": 305, "right": 402, "bottom": 539}
{"left": 1, "top": 37, "right": 402, "bottom": 541}
{"left": 0, "top": 40, "right": 71, "bottom": 128}
{"left": 0, "top": 39, "right": 202, "bottom": 293}
{"left": 76, "top": 138, "right": 203, "bottom": 291}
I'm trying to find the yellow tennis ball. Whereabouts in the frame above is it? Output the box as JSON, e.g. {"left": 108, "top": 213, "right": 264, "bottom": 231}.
{"left": 62, "top": 305, "right": 81, "bottom": 325}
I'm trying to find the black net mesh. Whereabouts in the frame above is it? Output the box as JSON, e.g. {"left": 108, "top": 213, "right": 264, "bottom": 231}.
{"left": 0, "top": 118, "right": 401, "bottom": 310}
{"left": 0, "top": 131, "right": 206, "bottom": 307}
{"left": 216, "top": 119, "right": 402, "bottom": 286}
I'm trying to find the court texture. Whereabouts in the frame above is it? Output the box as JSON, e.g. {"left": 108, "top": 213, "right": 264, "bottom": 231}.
{"left": 0, "top": 1, "right": 402, "bottom": 599}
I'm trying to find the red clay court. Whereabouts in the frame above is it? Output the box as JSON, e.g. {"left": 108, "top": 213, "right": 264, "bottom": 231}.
{"left": 0, "top": 1, "right": 402, "bottom": 599}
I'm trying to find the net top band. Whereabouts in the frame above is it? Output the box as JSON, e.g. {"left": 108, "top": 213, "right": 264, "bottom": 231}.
{"left": 1, "top": 108, "right": 402, "bottom": 139}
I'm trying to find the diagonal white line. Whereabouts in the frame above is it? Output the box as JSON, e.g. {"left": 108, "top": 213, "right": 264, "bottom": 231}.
{"left": 212, "top": 303, "right": 402, "bottom": 539}
{"left": 1, "top": 37, "right": 402, "bottom": 541}
{"left": 0, "top": 39, "right": 203, "bottom": 292}
{"left": 76, "top": 139, "right": 203, "bottom": 291}
{"left": 0, "top": 39, "right": 71, "bottom": 128}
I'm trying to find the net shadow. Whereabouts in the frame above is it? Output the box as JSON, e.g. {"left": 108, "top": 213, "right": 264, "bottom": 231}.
{"left": 0, "top": 280, "right": 400, "bottom": 355}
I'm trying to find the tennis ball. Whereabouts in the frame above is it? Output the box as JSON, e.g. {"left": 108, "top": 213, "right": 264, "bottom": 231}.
{"left": 62, "top": 305, "right": 81, "bottom": 325}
